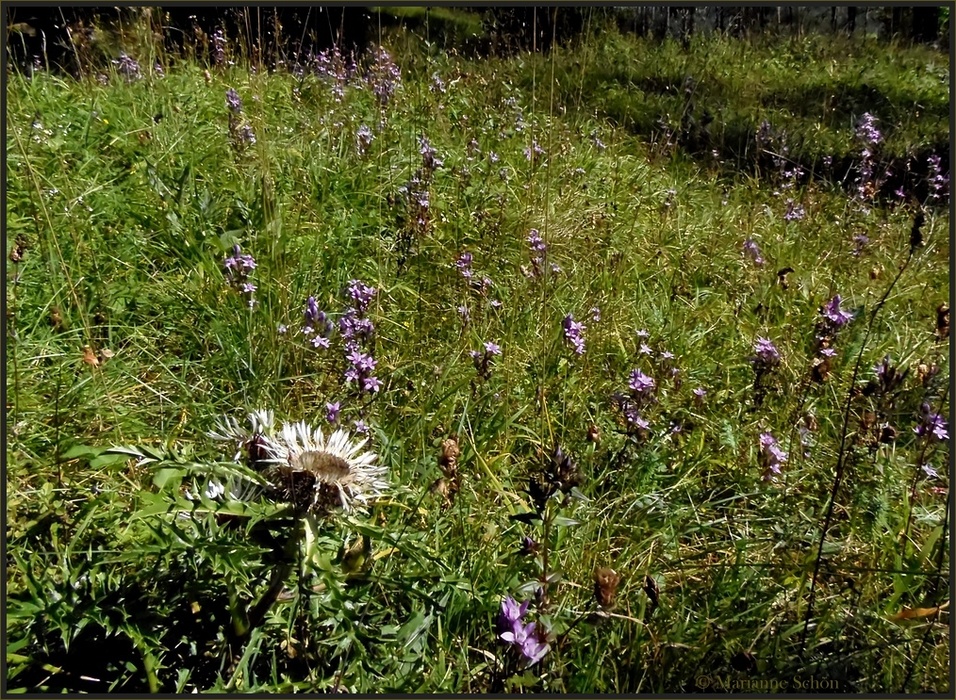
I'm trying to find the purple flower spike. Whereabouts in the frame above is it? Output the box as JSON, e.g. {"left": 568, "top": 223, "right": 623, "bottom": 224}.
{"left": 914, "top": 403, "right": 949, "bottom": 442}
{"left": 628, "top": 369, "right": 656, "bottom": 394}
{"left": 753, "top": 337, "right": 781, "bottom": 365}
{"left": 758, "top": 431, "right": 788, "bottom": 481}
{"left": 563, "top": 314, "right": 586, "bottom": 355}
{"left": 225, "top": 88, "right": 242, "bottom": 113}
{"left": 784, "top": 199, "right": 805, "bottom": 221}
{"left": 743, "top": 238, "right": 765, "bottom": 266}
{"left": 518, "top": 623, "right": 550, "bottom": 665}
{"left": 326, "top": 402, "right": 341, "bottom": 424}
{"left": 855, "top": 112, "right": 882, "bottom": 147}
{"left": 822, "top": 295, "right": 854, "bottom": 328}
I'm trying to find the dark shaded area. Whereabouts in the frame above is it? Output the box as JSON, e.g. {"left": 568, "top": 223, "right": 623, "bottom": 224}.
{"left": 7, "top": 5, "right": 948, "bottom": 76}
{"left": 5, "top": 6, "right": 374, "bottom": 75}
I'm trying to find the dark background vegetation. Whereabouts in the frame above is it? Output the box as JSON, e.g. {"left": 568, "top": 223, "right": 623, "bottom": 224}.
{"left": 6, "top": 5, "right": 950, "bottom": 203}
{"left": 7, "top": 5, "right": 950, "bottom": 73}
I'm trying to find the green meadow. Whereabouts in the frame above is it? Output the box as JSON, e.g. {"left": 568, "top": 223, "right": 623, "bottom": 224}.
{"left": 5, "top": 11, "right": 950, "bottom": 693}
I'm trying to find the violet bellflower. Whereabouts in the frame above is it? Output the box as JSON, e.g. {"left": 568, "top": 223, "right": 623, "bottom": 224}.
{"left": 497, "top": 597, "right": 550, "bottom": 667}
{"left": 455, "top": 251, "right": 474, "bottom": 280}
{"left": 419, "top": 136, "right": 443, "bottom": 175}
{"left": 822, "top": 295, "right": 854, "bottom": 329}
{"left": 927, "top": 153, "right": 949, "bottom": 204}
{"left": 302, "top": 296, "right": 333, "bottom": 347}
{"left": 743, "top": 238, "right": 766, "bottom": 266}
{"left": 751, "top": 337, "right": 781, "bottom": 369}
{"left": 223, "top": 244, "right": 257, "bottom": 308}
{"left": 563, "top": 314, "right": 586, "bottom": 355}
{"left": 470, "top": 340, "right": 501, "bottom": 380}
{"left": 914, "top": 403, "right": 949, "bottom": 442}
{"left": 356, "top": 124, "right": 374, "bottom": 156}
{"left": 628, "top": 369, "right": 656, "bottom": 395}
{"left": 526, "top": 229, "right": 548, "bottom": 277}
{"left": 758, "top": 431, "right": 788, "bottom": 482}
{"left": 339, "top": 280, "right": 380, "bottom": 394}
{"left": 225, "top": 88, "right": 242, "bottom": 113}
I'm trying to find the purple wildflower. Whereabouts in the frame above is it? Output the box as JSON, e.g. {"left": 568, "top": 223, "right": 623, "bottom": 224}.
{"left": 590, "top": 306, "right": 601, "bottom": 323}
{"left": 326, "top": 402, "right": 341, "bottom": 425}
{"left": 629, "top": 413, "right": 650, "bottom": 431}
{"left": 471, "top": 341, "right": 501, "bottom": 379}
{"left": 113, "top": 53, "right": 141, "bottom": 81}
{"left": 347, "top": 279, "right": 377, "bottom": 312}
{"left": 525, "top": 229, "right": 548, "bottom": 277}
{"left": 302, "top": 297, "right": 333, "bottom": 346}
{"left": 784, "top": 199, "right": 805, "bottom": 221}
{"left": 693, "top": 386, "right": 707, "bottom": 398}
{"left": 758, "top": 431, "right": 788, "bottom": 481}
{"left": 852, "top": 234, "right": 869, "bottom": 256}
{"left": 225, "top": 88, "right": 242, "bottom": 113}
{"left": 921, "top": 464, "right": 940, "bottom": 480}
{"left": 743, "top": 238, "right": 765, "bottom": 265}
{"left": 524, "top": 140, "right": 545, "bottom": 161}
{"left": 367, "top": 47, "right": 401, "bottom": 107}
{"left": 752, "top": 337, "right": 781, "bottom": 367}
{"left": 822, "top": 295, "right": 854, "bottom": 329}
{"left": 563, "top": 315, "right": 586, "bottom": 355}
{"left": 914, "top": 403, "right": 949, "bottom": 442}
{"left": 237, "top": 124, "right": 256, "bottom": 145}
{"left": 223, "top": 244, "right": 257, "bottom": 307}
{"left": 520, "top": 536, "right": 539, "bottom": 556}
{"left": 419, "top": 136, "right": 443, "bottom": 174}
{"left": 517, "top": 623, "right": 550, "bottom": 665}
{"left": 211, "top": 28, "right": 226, "bottom": 65}
{"left": 354, "top": 420, "right": 369, "bottom": 435}
{"left": 855, "top": 112, "right": 882, "bottom": 147}
{"left": 628, "top": 369, "right": 656, "bottom": 394}
{"left": 498, "top": 596, "right": 529, "bottom": 632}
{"left": 497, "top": 597, "right": 550, "bottom": 667}
{"left": 356, "top": 124, "right": 374, "bottom": 156}
{"left": 455, "top": 252, "right": 474, "bottom": 279}
{"left": 927, "top": 153, "right": 949, "bottom": 204}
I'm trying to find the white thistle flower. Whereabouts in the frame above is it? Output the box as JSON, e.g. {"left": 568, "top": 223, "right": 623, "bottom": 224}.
{"left": 262, "top": 421, "right": 386, "bottom": 515}
{"left": 209, "top": 409, "right": 275, "bottom": 457}
{"left": 205, "top": 479, "right": 226, "bottom": 500}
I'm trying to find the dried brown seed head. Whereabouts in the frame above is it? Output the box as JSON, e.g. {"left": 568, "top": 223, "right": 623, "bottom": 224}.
{"left": 594, "top": 567, "right": 622, "bottom": 609}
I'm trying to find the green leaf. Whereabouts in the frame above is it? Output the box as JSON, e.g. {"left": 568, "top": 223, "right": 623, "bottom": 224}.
{"left": 89, "top": 453, "right": 129, "bottom": 469}
{"left": 153, "top": 468, "right": 185, "bottom": 490}
{"left": 61, "top": 444, "right": 103, "bottom": 460}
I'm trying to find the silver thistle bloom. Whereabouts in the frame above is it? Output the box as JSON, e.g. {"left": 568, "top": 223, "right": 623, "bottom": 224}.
{"left": 261, "top": 421, "right": 387, "bottom": 515}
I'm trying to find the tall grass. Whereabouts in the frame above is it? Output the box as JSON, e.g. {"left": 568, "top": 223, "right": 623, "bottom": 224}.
{"left": 5, "top": 11, "right": 950, "bottom": 693}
